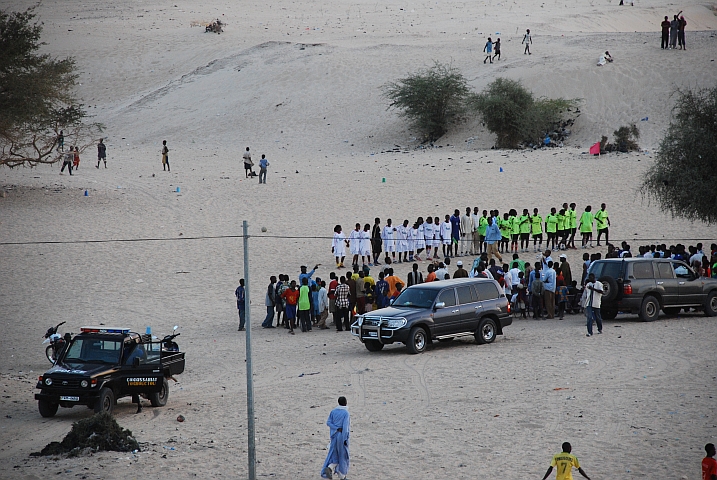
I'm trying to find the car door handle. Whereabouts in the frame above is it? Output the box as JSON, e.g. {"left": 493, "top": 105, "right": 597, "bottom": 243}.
{"left": 474, "top": 306, "right": 481, "bottom": 309}
{"left": 451, "top": 309, "right": 459, "bottom": 313}
{"left": 656, "top": 281, "right": 664, "bottom": 285}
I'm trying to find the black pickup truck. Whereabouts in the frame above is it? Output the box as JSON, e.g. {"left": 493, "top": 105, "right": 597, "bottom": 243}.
{"left": 35, "top": 326, "right": 185, "bottom": 417}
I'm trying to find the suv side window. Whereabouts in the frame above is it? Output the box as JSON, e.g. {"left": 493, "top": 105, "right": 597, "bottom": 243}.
{"left": 475, "top": 282, "right": 499, "bottom": 301}
{"left": 437, "top": 289, "right": 457, "bottom": 307}
{"left": 632, "top": 262, "right": 653, "bottom": 279}
{"left": 456, "top": 286, "right": 477, "bottom": 305}
{"left": 672, "top": 261, "right": 693, "bottom": 279}
{"left": 657, "top": 263, "right": 674, "bottom": 279}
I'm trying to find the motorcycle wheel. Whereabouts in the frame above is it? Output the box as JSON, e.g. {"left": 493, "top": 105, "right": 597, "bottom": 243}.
{"left": 45, "top": 345, "right": 56, "bottom": 363}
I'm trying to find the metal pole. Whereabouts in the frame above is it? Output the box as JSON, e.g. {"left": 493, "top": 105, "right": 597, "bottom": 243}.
{"left": 243, "top": 220, "right": 256, "bottom": 480}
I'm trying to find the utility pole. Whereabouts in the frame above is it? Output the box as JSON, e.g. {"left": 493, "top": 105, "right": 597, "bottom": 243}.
{"left": 243, "top": 220, "right": 256, "bottom": 480}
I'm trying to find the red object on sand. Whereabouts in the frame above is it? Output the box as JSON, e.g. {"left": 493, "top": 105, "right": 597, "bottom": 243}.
{"left": 589, "top": 142, "right": 600, "bottom": 155}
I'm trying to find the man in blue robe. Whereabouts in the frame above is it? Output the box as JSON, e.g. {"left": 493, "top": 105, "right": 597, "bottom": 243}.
{"left": 321, "top": 396, "right": 350, "bottom": 479}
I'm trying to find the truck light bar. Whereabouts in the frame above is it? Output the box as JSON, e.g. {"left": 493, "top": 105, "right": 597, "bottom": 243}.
{"left": 80, "top": 326, "right": 131, "bottom": 334}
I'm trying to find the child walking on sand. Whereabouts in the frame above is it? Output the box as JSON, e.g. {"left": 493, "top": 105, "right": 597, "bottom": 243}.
{"left": 493, "top": 38, "right": 501, "bottom": 60}
{"left": 523, "top": 29, "right": 532, "bottom": 54}
{"left": 483, "top": 37, "right": 494, "bottom": 63}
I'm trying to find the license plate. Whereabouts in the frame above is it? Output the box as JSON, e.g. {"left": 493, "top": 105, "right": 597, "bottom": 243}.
{"left": 60, "top": 396, "right": 79, "bottom": 402}
{"left": 366, "top": 331, "right": 377, "bottom": 337}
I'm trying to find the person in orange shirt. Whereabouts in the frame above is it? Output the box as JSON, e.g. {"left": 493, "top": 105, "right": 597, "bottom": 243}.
{"left": 280, "top": 280, "right": 300, "bottom": 334}
{"left": 384, "top": 268, "right": 405, "bottom": 298}
{"left": 72, "top": 146, "right": 80, "bottom": 169}
{"left": 425, "top": 264, "right": 437, "bottom": 282}
{"left": 704, "top": 443, "right": 717, "bottom": 480}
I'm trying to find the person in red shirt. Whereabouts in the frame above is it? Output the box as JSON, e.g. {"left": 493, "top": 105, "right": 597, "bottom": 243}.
{"left": 704, "top": 443, "right": 717, "bottom": 480}
{"left": 281, "top": 280, "right": 299, "bottom": 334}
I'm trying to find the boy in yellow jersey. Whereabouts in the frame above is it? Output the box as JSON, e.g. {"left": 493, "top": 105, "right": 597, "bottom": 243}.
{"left": 509, "top": 208, "right": 520, "bottom": 254}
{"left": 545, "top": 207, "right": 559, "bottom": 250}
{"left": 478, "top": 210, "right": 489, "bottom": 254}
{"left": 567, "top": 202, "right": 578, "bottom": 249}
{"left": 519, "top": 208, "right": 531, "bottom": 252}
{"left": 578, "top": 206, "right": 594, "bottom": 249}
{"left": 556, "top": 208, "right": 567, "bottom": 249}
{"left": 500, "top": 212, "right": 511, "bottom": 253}
{"left": 594, "top": 203, "right": 611, "bottom": 246}
{"left": 530, "top": 208, "right": 544, "bottom": 253}
{"left": 542, "top": 442, "right": 591, "bottom": 480}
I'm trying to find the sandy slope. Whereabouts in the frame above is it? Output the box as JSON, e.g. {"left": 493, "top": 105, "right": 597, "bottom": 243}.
{"left": 1, "top": 0, "right": 717, "bottom": 478}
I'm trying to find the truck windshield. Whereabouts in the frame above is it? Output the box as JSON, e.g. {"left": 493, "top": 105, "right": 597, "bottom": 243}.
{"left": 64, "top": 338, "right": 122, "bottom": 364}
{"left": 392, "top": 288, "right": 438, "bottom": 308}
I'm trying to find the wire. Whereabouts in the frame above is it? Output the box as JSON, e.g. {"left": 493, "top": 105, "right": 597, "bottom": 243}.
{"left": 0, "top": 235, "right": 713, "bottom": 247}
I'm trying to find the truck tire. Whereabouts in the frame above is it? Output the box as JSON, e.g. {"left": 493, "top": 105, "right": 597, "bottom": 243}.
{"left": 475, "top": 318, "right": 497, "bottom": 345}
{"left": 364, "top": 340, "right": 384, "bottom": 352}
{"left": 598, "top": 276, "right": 619, "bottom": 301}
{"left": 38, "top": 399, "right": 59, "bottom": 418}
{"left": 639, "top": 296, "right": 660, "bottom": 322}
{"left": 94, "top": 387, "right": 115, "bottom": 414}
{"left": 406, "top": 326, "right": 428, "bottom": 354}
{"left": 704, "top": 291, "right": 717, "bottom": 317}
{"left": 600, "top": 306, "right": 618, "bottom": 320}
{"left": 150, "top": 378, "right": 169, "bottom": 407}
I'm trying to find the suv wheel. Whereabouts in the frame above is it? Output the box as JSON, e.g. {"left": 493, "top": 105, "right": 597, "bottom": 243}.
{"left": 475, "top": 318, "right": 497, "bottom": 345}
{"left": 364, "top": 340, "right": 384, "bottom": 352}
{"left": 704, "top": 291, "right": 717, "bottom": 317}
{"left": 94, "top": 387, "right": 115, "bottom": 414}
{"left": 38, "top": 399, "right": 59, "bottom": 418}
{"left": 149, "top": 378, "right": 169, "bottom": 407}
{"left": 601, "top": 306, "right": 618, "bottom": 320}
{"left": 599, "top": 276, "right": 619, "bottom": 301}
{"left": 639, "top": 296, "right": 660, "bottom": 322}
{"left": 406, "top": 327, "right": 428, "bottom": 354}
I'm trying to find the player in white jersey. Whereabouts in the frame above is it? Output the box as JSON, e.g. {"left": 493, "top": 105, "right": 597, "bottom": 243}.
{"left": 397, "top": 220, "right": 409, "bottom": 263}
{"left": 382, "top": 219, "right": 397, "bottom": 261}
{"left": 440, "top": 215, "right": 452, "bottom": 258}
{"left": 414, "top": 217, "right": 426, "bottom": 261}
{"left": 433, "top": 216, "right": 441, "bottom": 259}
{"left": 332, "top": 225, "right": 347, "bottom": 268}
{"left": 348, "top": 223, "right": 362, "bottom": 267}
{"left": 423, "top": 217, "right": 435, "bottom": 261}
{"left": 360, "top": 224, "right": 372, "bottom": 266}
{"left": 408, "top": 223, "right": 418, "bottom": 262}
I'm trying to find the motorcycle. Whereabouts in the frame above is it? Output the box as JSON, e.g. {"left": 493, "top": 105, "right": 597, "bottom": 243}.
{"left": 43, "top": 321, "right": 67, "bottom": 364}
{"left": 160, "top": 325, "right": 181, "bottom": 352}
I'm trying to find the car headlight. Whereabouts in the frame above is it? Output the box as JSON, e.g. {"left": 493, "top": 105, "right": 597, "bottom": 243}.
{"left": 385, "top": 318, "right": 407, "bottom": 329}
{"left": 45, "top": 378, "right": 53, "bottom": 386}
{"left": 80, "top": 380, "right": 89, "bottom": 388}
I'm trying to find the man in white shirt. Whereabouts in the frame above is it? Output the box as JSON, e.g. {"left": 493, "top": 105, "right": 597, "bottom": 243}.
{"left": 583, "top": 273, "right": 604, "bottom": 336}
{"left": 423, "top": 218, "right": 435, "bottom": 261}
{"left": 435, "top": 262, "right": 449, "bottom": 281}
{"left": 359, "top": 224, "right": 372, "bottom": 267}
{"left": 382, "top": 219, "right": 397, "bottom": 262}
{"left": 348, "top": 224, "right": 362, "bottom": 268}
{"left": 508, "top": 264, "right": 521, "bottom": 292}
{"left": 440, "top": 215, "right": 452, "bottom": 259}
{"left": 397, "top": 220, "right": 409, "bottom": 263}
{"left": 461, "top": 207, "right": 475, "bottom": 257}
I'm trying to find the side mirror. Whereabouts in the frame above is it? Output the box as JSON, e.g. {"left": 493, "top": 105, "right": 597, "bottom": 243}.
{"left": 434, "top": 301, "right": 446, "bottom": 310}
{"left": 133, "top": 357, "right": 140, "bottom": 367}
{"left": 173, "top": 325, "right": 179, "bottom": 331}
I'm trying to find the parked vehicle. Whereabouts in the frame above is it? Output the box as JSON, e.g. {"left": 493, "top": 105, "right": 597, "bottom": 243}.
{"left": 35, "top": 326, "right": 185, "bottom": 417}
{"left": 351, "top": 278, "right": 512, "bottom": 354}
{"left": 588, "top": 258, "right": 717, "bottom": 321}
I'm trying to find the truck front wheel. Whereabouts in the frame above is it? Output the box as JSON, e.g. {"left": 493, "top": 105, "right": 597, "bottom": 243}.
{"left": 38, "top": 399, "right": 59, "bottom": 417}
{"left": 150, "top": 378, "right": 169, "bottom": 407}
{"left": 94, "top": 387, "right": 115, "bottom": 414}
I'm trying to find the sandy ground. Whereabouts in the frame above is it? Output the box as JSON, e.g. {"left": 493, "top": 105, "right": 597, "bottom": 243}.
{"left": 1, "top": 0, "right": 717, "bottom": 478}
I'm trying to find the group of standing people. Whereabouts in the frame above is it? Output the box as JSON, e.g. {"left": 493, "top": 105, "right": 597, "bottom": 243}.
{"left": 660, "top": 11, "right": 687, "bottom": 50}
{"left": 481, "top": 29, "right": 532, "bottom": 64}
{"left": 242, "top": 147, "right": 270, "bottom": 183}
{"left": 57, "top": 133, "right": 108, "bottom": 175}
{"left": 331, "top": 203, "right": 610, "bottom": 270}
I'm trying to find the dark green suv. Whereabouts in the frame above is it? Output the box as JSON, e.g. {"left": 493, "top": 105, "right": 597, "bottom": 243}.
{"left": 587, "top": 258, "right": 717, "bottom": 321}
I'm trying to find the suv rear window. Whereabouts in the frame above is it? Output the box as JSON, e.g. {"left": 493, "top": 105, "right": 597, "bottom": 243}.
{"left": 632, "top": 262, "right": 653, "bottom": 279}
{"left": 588, "top": 261, "right": 623, "bottom": 279}
{"left": 657, "top": 263, "right": 673, "bottom": 279}
{"left": 456, "top": 286, "right": 477, "bottom": 305}
{"left": 475, "top": 282, "right": 499, "bottom": 300}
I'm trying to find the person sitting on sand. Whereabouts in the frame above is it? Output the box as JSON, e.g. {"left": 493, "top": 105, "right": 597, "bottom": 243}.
{"left": 597, "top": 51, "right": 613, "bottom": 66}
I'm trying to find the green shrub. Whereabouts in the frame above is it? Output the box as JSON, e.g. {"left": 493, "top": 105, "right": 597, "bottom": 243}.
{"left": 640, "top": 85, "right": 717, "bottom": 224}
{"left": 383, "top": 62, "right": 470, "bottom": 142}
{"left": 470, "top": 78, "right": 578, "bottom": 148}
